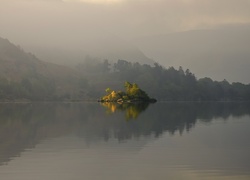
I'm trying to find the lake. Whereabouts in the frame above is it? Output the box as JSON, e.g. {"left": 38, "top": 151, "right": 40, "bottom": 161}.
{"left": 0, "top": 102, "right": 249, "bottom": 180}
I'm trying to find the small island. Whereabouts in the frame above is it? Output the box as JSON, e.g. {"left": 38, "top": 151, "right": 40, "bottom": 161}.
{"left": 98, "top": 81, "right": 157, "bottom": 103}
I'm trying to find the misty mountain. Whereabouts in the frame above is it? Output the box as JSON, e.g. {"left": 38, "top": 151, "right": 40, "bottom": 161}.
{"left": 24, "top": 34, "right": 154, "bottom": 67}
{"left": 1, "top": 36, "right": 249, "bottom": 101}
{"left": 0, "top": 37, "right": 80, "bottom": 100}
{"left": 133, "top": 24, "right": 250, "bottom": 84}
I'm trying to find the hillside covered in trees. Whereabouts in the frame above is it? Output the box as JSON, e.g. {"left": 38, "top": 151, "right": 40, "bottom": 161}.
{"left": 77, "top": 59, "right": 250, "bottom": 101}
{"left": 0, "top": 37, "right": 250, "bottom": 101}
{"left": 0, "top": 37, "right": 81, "bottom": 101}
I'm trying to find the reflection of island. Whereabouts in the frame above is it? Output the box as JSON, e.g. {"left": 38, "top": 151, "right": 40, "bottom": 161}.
{"left": 0, "top": 102, "right": 250, "bottom": 166}
{"left": 101, "top": 102, "right": 149, "bottom": 120}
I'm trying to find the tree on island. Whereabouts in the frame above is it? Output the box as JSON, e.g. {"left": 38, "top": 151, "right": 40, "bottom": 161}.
{"left": 99, "top": 81, "right": 156, "bottom": 103}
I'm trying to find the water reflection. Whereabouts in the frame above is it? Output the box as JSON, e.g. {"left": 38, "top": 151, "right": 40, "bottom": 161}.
{"left": 0, "top": 102, "right": 250, "bottom": 179}
{"left": 100, "top": 102, "right": 149, "bottom": 120}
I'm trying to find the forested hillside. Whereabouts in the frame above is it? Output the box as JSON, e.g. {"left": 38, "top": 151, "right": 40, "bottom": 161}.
{"left": 0, "top": 37, "right": 250, "bottom": 101}
{"left": 77, "top": 59, "right": 250, "bottom": 101}
{"left": 0, "top": 37, "right": 81, "bottom": 101}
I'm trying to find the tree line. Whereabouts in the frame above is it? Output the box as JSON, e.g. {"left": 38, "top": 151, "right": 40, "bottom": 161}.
{"left": 0, "top": 75, "right": 56, "bottom": 101}
{"left": 0, "top": 58, "right": 250, "bottom": 101}
{"left": 78, "top": 59, "right": 250, "bottom": 101}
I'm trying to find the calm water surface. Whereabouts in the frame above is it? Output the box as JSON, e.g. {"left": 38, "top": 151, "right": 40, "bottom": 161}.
{"left": 0, "top": 102, "right": 249, "bottom": 180}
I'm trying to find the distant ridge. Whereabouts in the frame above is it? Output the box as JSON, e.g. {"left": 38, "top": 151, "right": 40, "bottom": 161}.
{"left": 24, "top": 35, "right": 155, "bottom": 67}
{"left": 134, "top": 24, "right": 250, "bottom": 84}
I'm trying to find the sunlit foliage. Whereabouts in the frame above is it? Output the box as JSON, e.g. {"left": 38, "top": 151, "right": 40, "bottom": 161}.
{"left": 100, "top": 81, "right": 154, "bottom": 102}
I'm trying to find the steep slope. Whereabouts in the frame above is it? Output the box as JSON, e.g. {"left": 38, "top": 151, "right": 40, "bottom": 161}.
{"left": 0, "top": 37, "right": 80, "bottom": 100}
{"left": 134, "top": 24, "right": 250, "bottom": 84}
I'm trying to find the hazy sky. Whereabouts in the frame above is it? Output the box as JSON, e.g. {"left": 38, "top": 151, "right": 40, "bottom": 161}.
{"left": 1, "top": 0, "right": 250, "bottom": 42}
